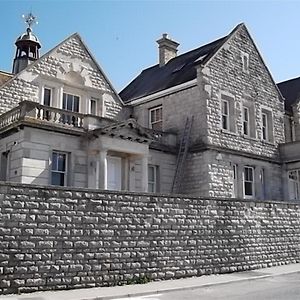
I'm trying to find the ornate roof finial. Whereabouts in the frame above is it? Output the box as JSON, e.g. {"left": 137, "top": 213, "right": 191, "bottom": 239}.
{"left": 22, "top": 12, "right": 38, "bottom": 29}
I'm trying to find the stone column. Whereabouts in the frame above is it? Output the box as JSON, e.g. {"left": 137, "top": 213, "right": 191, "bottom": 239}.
{"left": 56, "top": 85, "right": 64, "bottom": 109}
{"left": 99, "top": 150, "right": 107, "bottom": 190}
{"left": 141, "top": 155, "right": 148, "bottom": 192}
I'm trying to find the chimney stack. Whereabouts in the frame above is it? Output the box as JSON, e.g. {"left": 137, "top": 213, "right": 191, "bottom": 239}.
{"left": 156, "top": 33, "right": 179, "bottom": 67}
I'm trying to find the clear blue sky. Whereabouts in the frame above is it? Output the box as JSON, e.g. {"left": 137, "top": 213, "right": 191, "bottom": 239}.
{"left": 0, "top": 0, "right": 299, "bottom": 91}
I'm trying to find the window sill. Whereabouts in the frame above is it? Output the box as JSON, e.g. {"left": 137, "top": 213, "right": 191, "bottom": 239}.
{"left": 242, "top": 134, "right": 257, "bottom": 141}
{"left": 261, "top": 139, "right": 275, "bottom": 146}
{"left": 220, "top": 129, "right": 237, "bottom": 136}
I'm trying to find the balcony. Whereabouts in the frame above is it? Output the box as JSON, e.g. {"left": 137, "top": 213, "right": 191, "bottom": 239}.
{"left": 279, "top": 141, "right": 300, "bottom": 163}
{"left": 0, "top": 101, "right": 177, "bottom": 148}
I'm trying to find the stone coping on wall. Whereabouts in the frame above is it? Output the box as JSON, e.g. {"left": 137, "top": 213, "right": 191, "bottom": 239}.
{"left": 0, "top": 180, "right": 297, "bottom": 206}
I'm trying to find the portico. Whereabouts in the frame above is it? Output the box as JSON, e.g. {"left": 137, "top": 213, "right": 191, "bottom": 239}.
{"left": 87, "top": 121, "right": 151, "bottom": 192}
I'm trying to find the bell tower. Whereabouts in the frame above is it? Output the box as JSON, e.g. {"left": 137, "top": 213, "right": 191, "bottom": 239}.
{"left": 12, "top": 13, "right": 41, "bottom": 74}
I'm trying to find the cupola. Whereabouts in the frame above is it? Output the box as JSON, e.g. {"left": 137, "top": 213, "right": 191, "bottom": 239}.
{"left": 12, "top": 13, "right": 41, "bottom": 74}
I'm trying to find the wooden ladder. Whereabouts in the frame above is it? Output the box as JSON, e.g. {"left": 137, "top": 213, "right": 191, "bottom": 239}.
{"left": 171, "top": 116, "right": 194, "bottom": 194}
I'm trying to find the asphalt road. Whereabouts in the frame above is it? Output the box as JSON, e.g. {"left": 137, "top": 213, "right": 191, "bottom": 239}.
{"left": 112, "top": 272, "right": 300, "bottom": 300}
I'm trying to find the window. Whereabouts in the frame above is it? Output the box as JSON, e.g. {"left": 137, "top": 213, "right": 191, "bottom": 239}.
{"left": 220, "top": 94, "right": 235, "bottom": 132}
{"left": 241, "top": 101, "right": 256, "bottom": 138}
{"left": 148, "top": 165, "right": 159, "bottom": 192}
{"left": 62, "top": 93, "right": 80, "bottom": 125}
{"left": 149, "top": 106, "right": 162, "bottom": 130}
{"left": 43, "top": 88, "right": 51, "bottom": 106}
{"left": 260, "top": 168, "right": 266, "bottom": 200}
{"left": 63, "top": 93, "right": 80, "bottom": 112}
{"left": 221, "top": 99, "right": 229, "bottom": 130}
{"left": 241, "top": 52, "right": 249, "bottom": 73}
{"left": 232, "top": 164, "right": 238, "bottom": 198}
{"left": 43, "top": 88, "right": 52, "bottom": 120}
{"left": 51, "top": 151, "right": 67, "bottom": 186}
{"left": 90, "top": 98, "right": 97, "bottom": 115}
{"left": 288, "top": 170, "right": 300, "bottom": 200}
{"left": 262, "top": 112, "right": 268, "bottom": 141}
{"left": 242, "top": 106, "right": 250, "bottom": 136}
{"left": 243, "top": 166, "right": 254, "bottom": 198}
{"left": 261, "top": 108, "right": 274, "bottom": 143}
{"left": 0, "top": 151, "right": 8, "bottom": 181}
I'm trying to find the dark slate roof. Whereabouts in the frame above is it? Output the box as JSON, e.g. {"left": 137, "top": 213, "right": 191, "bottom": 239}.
{"left": 120, "top": 36, "right": 227, "bottom": 103}
{"left": 277, "top": 77, "right": 300, "bottom": 112}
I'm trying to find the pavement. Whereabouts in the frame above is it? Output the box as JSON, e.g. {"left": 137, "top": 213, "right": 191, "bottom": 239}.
{"left": 2, "top": 263, "right": 300, "bottom": 300}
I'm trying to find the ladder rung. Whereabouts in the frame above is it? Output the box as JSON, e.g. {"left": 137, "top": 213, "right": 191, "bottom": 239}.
{"left": 171, "top": 116, "right": 193, "bottom": 193}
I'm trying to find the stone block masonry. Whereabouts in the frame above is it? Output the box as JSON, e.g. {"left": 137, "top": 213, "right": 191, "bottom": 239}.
{"left": 1, "top": 182, "right": 300, "bottom": 294}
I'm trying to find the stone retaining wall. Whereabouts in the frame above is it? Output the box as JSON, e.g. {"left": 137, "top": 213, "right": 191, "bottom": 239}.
{"left": 1, "top": 182, "right": 300, "bottom": 294}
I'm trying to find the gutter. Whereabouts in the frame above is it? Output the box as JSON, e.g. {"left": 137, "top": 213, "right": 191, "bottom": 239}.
{"left": 125, "top": 79, "right": 197, "bottom": 106}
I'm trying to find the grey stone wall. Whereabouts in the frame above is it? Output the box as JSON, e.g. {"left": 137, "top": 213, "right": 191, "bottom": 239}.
{"left": 133, "top": 85, "right": 206, "bottom": 144}
{"left": 1, "top": 182, "right": 300, "bottom": 294}
{"left": 199, "top": 25, "right": 285, "bottom": 159}
{"left": 181, "top": 149, "right": 283, "bottom": 200}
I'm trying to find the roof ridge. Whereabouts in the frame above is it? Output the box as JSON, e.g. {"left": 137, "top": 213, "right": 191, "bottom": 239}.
{"left": 277, "top": 76, "right": 300, "bottom": 85}
{"left": 143, "top": 35, "right": 227, "bottom": 71}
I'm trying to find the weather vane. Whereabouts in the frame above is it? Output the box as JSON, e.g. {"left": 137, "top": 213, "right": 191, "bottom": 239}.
{"left": 22, "top": 12, "right": 38, "bottom": 29}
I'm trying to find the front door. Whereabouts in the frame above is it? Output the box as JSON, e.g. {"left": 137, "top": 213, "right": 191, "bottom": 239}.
{"left": 107, "top": 156, "right": 122, "bottom": 190}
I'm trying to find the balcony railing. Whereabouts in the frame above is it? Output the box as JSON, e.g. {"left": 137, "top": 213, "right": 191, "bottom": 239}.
{"left": 0, "top": 101, "right": 177, "bottom": 147}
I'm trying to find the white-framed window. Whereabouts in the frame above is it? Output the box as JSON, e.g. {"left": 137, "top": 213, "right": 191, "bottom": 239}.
{"left": 90, "top": 98, "right": 97, "bottom": 115}
{"left": 260, "top": 168, "right": 266, "bottom": 200}
{"left": 243, "top": 166, "right": 255, "bottom": 198}
{"left": 43, "top": 87, "right": 52, "bottom": 106}
{"left": 221, "top": 99, "right": 229, "bottom": 130}
{"left": 232, "top": 163, "right": 238, "bottom": 198}
{"left": 51, "top": 151, "right": 67, "bottom": 186}
{"left": 220, "top": 93, "right": 235, "bottom": 132}
{"left": 242, "top": 106, "right": 250, "bottom": 136}
{"left": 42, "top": 87, "right": 53, "bottom": 120}
{"left": 62, "top": 93, "right": 80, "bottom": 113}
{"left": 148, "top": 165, "right": 159, "bottom": 192}
{"left": 262, "top": 112, "right": 268, "bottom": 141}
{"left": 241, "top": 52, "right": 249, "bottom": 73}
{"left": 149, "top": 106, "right": 162, "bottom": 130}
{"left": 288, "top": 170, "right": 300, "bottom": 201}
{"left": 62, "top": 93, "right": 80, "bottom": 125}
{"left": 261, "top": 108, "right": 274, "bottom": 143}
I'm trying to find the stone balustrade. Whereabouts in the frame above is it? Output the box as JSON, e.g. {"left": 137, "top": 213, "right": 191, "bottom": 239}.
{"left": 0, "top": 101, "right": 177, "bottom": 147}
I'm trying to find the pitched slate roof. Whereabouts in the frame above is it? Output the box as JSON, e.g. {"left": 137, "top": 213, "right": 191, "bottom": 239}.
{"left": 120, "top": 36, "right": 227, "bottom": 103}
{"left": 277, "top": 77, "right": 300, "bottom": 113}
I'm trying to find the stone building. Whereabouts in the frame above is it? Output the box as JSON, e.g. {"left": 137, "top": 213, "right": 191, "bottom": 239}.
{"left": 121, "top": 23, "right": 286, "bottom": 200}
{"left": 277, "top": 77, "right": 300, "bottom": 200}
{"left": 0, "top": 17, "right": 298, "bottom": 200}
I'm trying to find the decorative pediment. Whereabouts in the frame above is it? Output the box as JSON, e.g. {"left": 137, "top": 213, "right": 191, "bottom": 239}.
{"left": 93, "top": 119, "right": 156, "bottom": 144}
{"left": 56, "top": 62, "right": 92, "bottom": 86}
